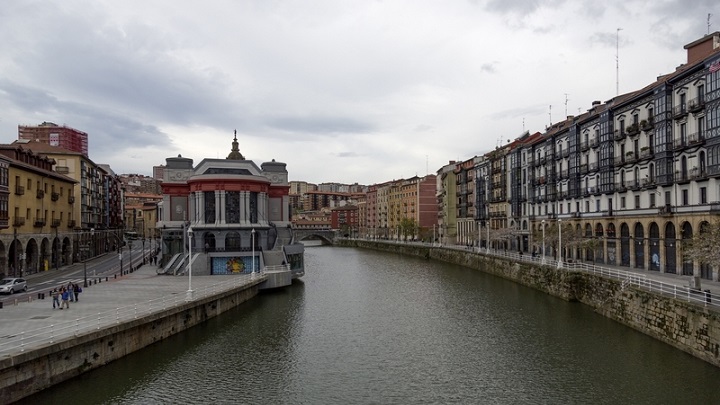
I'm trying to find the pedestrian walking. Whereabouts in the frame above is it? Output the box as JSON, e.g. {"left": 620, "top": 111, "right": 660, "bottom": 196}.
{"left": 67, "top": 282, "right": 75, "bottom": 302}
{"left": 60, "top": 288, "right": 70, "bottom": 310}
{"left": 51, "top": 288, "right": 60, "bottom": 309}
{"left": 73, "top": 283, "right": 81, "bottom": 302}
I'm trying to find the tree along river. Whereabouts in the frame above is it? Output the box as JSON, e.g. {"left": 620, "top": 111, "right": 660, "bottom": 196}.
{"left": 20, "top": 245, "right": 720, "bottom": 404}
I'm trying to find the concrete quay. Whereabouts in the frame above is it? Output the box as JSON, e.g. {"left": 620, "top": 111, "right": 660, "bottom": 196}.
{"left": 0, "top": 264, "right": 266, "bottom": 404}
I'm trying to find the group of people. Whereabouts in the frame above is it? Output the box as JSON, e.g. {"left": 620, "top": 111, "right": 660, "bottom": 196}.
{"left": 50, "top": 282, "right": 82, "bottom": 310}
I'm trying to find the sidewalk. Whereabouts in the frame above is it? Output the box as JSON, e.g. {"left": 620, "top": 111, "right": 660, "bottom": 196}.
{"left": 0, "top": 263, "right": 260, "bottom": 356}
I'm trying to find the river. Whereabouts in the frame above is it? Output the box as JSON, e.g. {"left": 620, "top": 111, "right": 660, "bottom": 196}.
{"left": 19, "top": 245, "right": 720, "bottom": 404}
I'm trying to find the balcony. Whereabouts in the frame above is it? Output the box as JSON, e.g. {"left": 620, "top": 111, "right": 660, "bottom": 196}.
{"left": 639, "top": 147, "right": 653, "bottom": 160}
{"left": 580, "top": 164, "right": 588, "bottom": 175}
{"left": 55, "top": 166, "right": 70, "bottom": 174}
{"left": 51, "top": 218, "right": 61, "bottom": 228}
{"left": 51, "top": 192, "right": 60, "bottom": 201}
{"left": 711, "top": 202, "right": 720, "bottom": 214}
{"left": 688, "top": 131, "right": 706, "bottom": 146}
{"left": 15, "top": 185, "right": 24, "bottom": 195}
{"left": 659, "top": 204, "right": 674, "bottom": 216}
{"left": 626, "top": 123, "right": 640, "bottom": 136}
{"left": 68, "top": 195, "right": 75, "bottom": 204}
{"left": 590, "top": 138, "right": 599, "bottom": 148}
{"left": 580, "top": 142, "right": 589, "bottom": 152}
{"left": 588, "top": 162, "right": 599, "bottom": 172}
{"left": 630, "top": 181, "right": 642, "bottom": 191}
{"left": 13, "top": 217, "right": 25, "bottom": 227}
{"left": 640, "top": 118, "right": 655, "bottom": 132}
{"left": 36, "top": 189, "right": 44, "bottom": 199}
{"left": 613, "top": 130, "right": 624, "bottom": 141}
{"left": 674, "top": 137, "right": 688, "bottom": 150}
{"left": 562, "top": 149, "right": 569, "bottom": 158}
{"left": 33, "top": 217, "right": 46, "bottom": 227}
{"left": 615, "top": 183, "right": 627, "bottom": 193}
{"left": 672, "top": 104, "right": 688, "bottom": 120}
{"left": 688, "top": 96, "right": 705, "bottom": 113}
{"left": 571, "top": 212, "right": 581, "bottom": 218}
{"left": 68, "top": 219, "right": 76, "bottom": 228}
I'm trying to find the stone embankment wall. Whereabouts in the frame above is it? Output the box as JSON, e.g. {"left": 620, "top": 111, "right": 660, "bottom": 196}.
{"left": 339, "top": 240, "right": 720, "bottom": 368}
{"left": 0, "top": 282, "right": 261, "bottom": 404}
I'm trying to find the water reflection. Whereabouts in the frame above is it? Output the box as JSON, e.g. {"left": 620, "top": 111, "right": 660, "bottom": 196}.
{"left": 20, "top": 246, "right": 720, "bottom": 404}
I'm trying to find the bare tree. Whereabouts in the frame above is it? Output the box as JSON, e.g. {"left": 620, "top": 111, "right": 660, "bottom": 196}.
{"left": 684, "top": 219, "right": 720, "bottom": 265}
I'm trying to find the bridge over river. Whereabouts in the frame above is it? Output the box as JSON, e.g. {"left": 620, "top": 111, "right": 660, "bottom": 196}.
{"left": 291, "top": 228, "right": 339, "bottom": 244}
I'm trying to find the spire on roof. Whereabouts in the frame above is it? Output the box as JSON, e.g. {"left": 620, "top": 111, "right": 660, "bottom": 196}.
{"left": 226, "top": 129, "right": 245, "bottom": 160}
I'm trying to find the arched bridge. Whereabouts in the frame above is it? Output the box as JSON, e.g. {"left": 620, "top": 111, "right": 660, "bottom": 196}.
{"left": 292, "top": 229, "right": 339, "bottom": 245}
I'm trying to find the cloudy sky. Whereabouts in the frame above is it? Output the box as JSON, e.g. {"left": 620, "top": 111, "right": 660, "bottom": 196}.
{"left": 0, "top": 1, "right": 717, "bottom": 185}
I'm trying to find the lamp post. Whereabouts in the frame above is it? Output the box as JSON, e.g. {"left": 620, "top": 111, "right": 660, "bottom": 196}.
{"left": 128, "top": 240, "right": 134, "bottom": 274}
{"left": 54, "top": 225, "right": 59, "bottom": 271}
{"left": 486, "top": 221, "right": 490, "bottom": 254}
{"left": 186, "top": 226, "right": 194, "bottom": 300}
{"left": 251, "top": 228, "right": 256, "bottom": 275}
{"left": 83, "top": 228, "right": 94, "bottom": 287}
{"left": 557, "top": 219, "right": 563, "bottom": 268}
{"left": 541, "top": 220, "right": 546, "bottom": 265}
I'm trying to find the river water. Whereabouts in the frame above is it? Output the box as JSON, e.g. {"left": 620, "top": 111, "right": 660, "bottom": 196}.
{"left": 20, "top": 245, "right": 720, "bottom": 404}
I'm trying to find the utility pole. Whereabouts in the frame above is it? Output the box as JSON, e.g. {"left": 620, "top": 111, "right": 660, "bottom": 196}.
{"left": 616, "top": 28, "right": 623, "bottom": 96}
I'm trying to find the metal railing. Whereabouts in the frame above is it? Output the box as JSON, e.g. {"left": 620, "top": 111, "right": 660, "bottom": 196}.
{"left": 354, "top": 238, "right": 720, "bottom": 310}
{"left": 477, "top": 248, "right": 719, "bottom": 309}
{"left": 0, "top": 271, "right": 264, "bottom": 357}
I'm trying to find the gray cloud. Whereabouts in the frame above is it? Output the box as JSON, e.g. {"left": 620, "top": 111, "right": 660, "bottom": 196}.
{"left": 265, "top": 116, "right": 375, "bottom": 135}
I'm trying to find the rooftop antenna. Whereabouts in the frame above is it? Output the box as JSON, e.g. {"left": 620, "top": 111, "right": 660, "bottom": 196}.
{"left": 549, "top": 104, "right": 552, "bottom": 125}
{"left": 709, "top": 13, "right": 713, "bottom": 35}
{"left": 616, "top": 28, "right": 622, "bottom": 96}
{"left": 564, "top": 93, "right": 569, "bottom": 117}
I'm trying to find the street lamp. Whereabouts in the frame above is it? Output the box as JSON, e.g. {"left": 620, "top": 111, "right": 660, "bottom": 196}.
{"left": 84, "top": 228, "right": 94, "bottom": 287}
{"left": 557, "top": 219, "right": 563, "bottom": 268}
{"left": 128, "top": 240, "right": 134, "bottom": 274}
{"left": 541, "top": 220, "right": 546, "bottom": 265}
{"left": 251, "top": 228, "right": 256, "bottom": 276}
{"left": 486, "top": 221, "right": 490, "bottom": 254}
{"left": 186, "top": 226, "right": 194, "bottom": 300}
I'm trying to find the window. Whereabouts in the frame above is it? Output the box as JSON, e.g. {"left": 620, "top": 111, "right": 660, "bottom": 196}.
{"left": 650, "top": 193, "right": 656, "bottom": 208}
{"left": 596, "top": 199, "right": 601, "bottom": 212}
{"left": 621, "top": 197, "right": 626, "bottom": 208}
{"left": 701, "top": 187, "right": 707, "bottom": 204}
{"left": 635, "top": 195, "right": 640, "bottom": 209}
{"left": 682, "top": 189, "right": 689, "bottom": 205}
{"left": 585, "top": 201, "right": 590, "bottom": 212}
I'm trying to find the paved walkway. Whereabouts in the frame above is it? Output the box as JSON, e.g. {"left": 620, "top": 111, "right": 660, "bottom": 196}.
{"left": 0, "top": 264, "right": 261, "bottom": 357}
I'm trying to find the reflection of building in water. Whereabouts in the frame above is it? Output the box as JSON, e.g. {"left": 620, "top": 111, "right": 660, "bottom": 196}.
{"left": 157, "top": 131, "right": 304, "bottom": 282}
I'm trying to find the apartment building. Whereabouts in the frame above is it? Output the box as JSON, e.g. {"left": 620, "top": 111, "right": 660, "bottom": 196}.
{"left": 456, "top": 32, "right": 720, "bottom": 280}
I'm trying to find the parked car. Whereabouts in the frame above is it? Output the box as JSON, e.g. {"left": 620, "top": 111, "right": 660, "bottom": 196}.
{"left": 0, "top": 278, "right": 27, "bottom": 294}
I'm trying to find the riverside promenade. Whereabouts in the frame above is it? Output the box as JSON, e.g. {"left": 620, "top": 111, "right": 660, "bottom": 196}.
{"left": 0, "top": 264, "right": 266, "bottom": 403}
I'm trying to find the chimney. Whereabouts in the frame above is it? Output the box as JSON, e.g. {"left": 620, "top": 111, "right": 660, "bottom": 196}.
{"left": 684, "top": 31, "right": 720, "bottom": 64}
